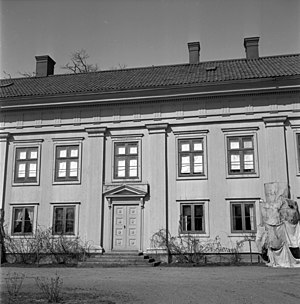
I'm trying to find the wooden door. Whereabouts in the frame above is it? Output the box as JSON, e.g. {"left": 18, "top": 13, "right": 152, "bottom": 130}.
{"left": 113, "top": 205, "right": 138, "bottom": 250}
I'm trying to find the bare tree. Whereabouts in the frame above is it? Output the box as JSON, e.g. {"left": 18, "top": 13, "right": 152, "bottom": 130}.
{"left": 61, "top": 49, "right": 100, "bottom": 73}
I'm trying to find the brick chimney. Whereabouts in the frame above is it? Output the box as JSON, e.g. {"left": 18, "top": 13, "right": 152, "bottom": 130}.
{"left": 244, "top": 37, "right": 260, "bottom": 59}
{"left": 188, "top": 42, "right": 200, "bottom": 64}
{"left": 35, "top": 55, "right": 56, "bottom": 77}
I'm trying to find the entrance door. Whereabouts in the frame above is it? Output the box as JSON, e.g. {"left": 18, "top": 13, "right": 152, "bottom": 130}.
{"left": 113, "top": 205, "right": 139, "bottom": 250}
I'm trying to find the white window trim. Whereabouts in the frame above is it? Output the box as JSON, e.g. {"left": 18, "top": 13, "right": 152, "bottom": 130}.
{"left": 176, "top": 134, "right": 208, "bottom": 180}
{"left": 12, "top": 143, "right": 42, "bottom": 186}
{"left": 111, "top": 137, "right": 142, "bottom": 183}
{"left": 52, "top": 138, "right": 83, "bottom": 185}
{"left": 177, "top": 200, "right": 210, "bottom": 237}
{"left": 50, "top": 202, "right": 80, "bottom": 237}
{"left": 222, "top": 128, "right": 259, "bottom": 179}
{"left": 9, "top": 203, "right": 39, "bottom": 238}
{"left": 226, "top": 198, "right": 258, "bottom": 236}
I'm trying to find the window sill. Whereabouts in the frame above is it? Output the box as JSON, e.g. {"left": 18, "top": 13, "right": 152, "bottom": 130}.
{"left": 179, "top": 233, "right": 210, "bottom": 238}
{"left": 53, "top": 180, "right": 81, "bottom": 185}
{"left": 228, "top": 233, "right": 256, "bottom": 237}
{"left": 226, "top": 173, "right": 259, "bottom": 179}
{"left": 177, "top": 176, "right": 208, "bottom": 181}
{"left": 112, "top": 178, "right": 142, "bottom": 183}
{"left": 12, "top": 182, "right": 40, "bottom": 187}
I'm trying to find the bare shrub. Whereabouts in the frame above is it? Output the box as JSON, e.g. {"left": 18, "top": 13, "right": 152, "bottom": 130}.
{"left": 4, "top": 226, "right": 91, "bottom": 265}
{"left": 5, "top": 272, "right": 25, "bottom": 301}
{"left": 35, "top": 273, "right": 63, "bottom": 303}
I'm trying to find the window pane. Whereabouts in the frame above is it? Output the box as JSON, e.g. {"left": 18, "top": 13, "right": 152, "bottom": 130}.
{"left": 181, "top": 156, "right": 190, "bottom": 173}
{"left": 117, "top": 160, "right": 126, "bottom": 177}
{"left": 194, "top": 205, "right": 204, "bottom": 231}
{"left": 181, "top": 143, "right": 190, "bottom": 152}
{"left": 29, "top": 163, "right": 37, "bottom": 177}
{"left": 117, "top": 147, "right": 126, "bottom": 155}
{"left": 66, "top": 220, "right": 74, "bottom": 233}
{"left": 69, "top": 161, "right": 78, "bottom": 177}
{"left": 245, "top": 204, "right": 254, "bottom": 230}
{"left": 30, "top": 151, "right": 37, "bottom": 159}
{"left": 182, "top": 205, "right": 191, "bottom": 231}
{"left": 243, "top": 139, "right": 253, "bottom": 149}
{"left": 193, "top": 142, "right": 203, "bottom": 151}
{"left": 232, "top": 205, "right": 242, "bottom": 231}
{"left": 244, "top": 153, "right": 254, "bottom": 170}
{"left": 129, "top": 159, "right": 138, "bottom": 177}
{"left": 59, "top": 149, "right": 67, "bottom": 158}
{"left": 18, "top": 163, "right": 26, "bottom": 178}
{"left": 230, "top": 140, "right": 240, "bottom": 149}
{"left": 129, "top": 146, "right": 137, "bottom": 154}
{"left": 193, "top": 155, "right": 203, "bottom": 173}
{"left": 13, "top": 208, "right": 23, "bottom": 233}
{"left": 24, "top": 208, "right": 33, "bottom": 233}
{"left": 230, "top": 154, "right": 240, "bottom": 170}
{"left": 19, "top": 151, "right": 27, "bottom": 160}
{"left": 195, "top": 205, "right": 203, "bottom": 217}
{"left": 70, "top": 148, "right": 78, "bottom": 157}
{"left": 58, "top": 161, "right": 67, "bottom": 177}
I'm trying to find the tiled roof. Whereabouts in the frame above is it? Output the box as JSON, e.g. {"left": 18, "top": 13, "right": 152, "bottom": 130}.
{"left": 1, "top": 54, "right": 299, "bottom": 99}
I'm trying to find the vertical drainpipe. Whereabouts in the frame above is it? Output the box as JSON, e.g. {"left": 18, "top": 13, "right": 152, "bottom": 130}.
{"left": 165, "top": 128, "right": 170, "bottom": 263}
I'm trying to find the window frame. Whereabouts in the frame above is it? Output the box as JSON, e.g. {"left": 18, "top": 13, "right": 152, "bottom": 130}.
{"left": 10, "top": 204, "right": 38, "bottom": 236}
{"left": 53, "top": 140, "right": 82, "bottom": 185}
{"left": 230, "top": 201, "right": 256, "bottom": 233}
{"left": 223, "top": 129, "right": 259, "bottom": 179}
{"left": 112, "top": 139, "right": 142, "bottom": 182}
{"left": 51, "top": 203, "right": 80, "bottom": 236}
{"left": 297, "top": 133, "right": 300, "bottom": 173}
{"left": 180, "top": 203, "right": 205, "bottom": 234}
{"left": 176, "top": 135, "right": 207, "bottom": 180}
{"left": 12, "top": 144, "right": 41, "bottom": 186}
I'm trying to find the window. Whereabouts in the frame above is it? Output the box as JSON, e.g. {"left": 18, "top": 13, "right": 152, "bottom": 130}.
{"left": 297, "top": 134, "right": 300, "bottom": 172}
{"left": 53, "top": 206, "right": 75, "bottom": 235}
{"left": 178, "top": 139, "right": 204, "bottom": 177}
{"left": 54, "top": 145, "right": 80, "bottom": 182}
{"left": 14, "top": 147, "right": 39, "bottom": 184}
{"left": 231, "top": 202, "right": 255, "bottom": 233}
{"left": 180, "top": 204, "right": 205, "bottom": 233}
{"left": 12, "top": 206, "right": 34, "bottom": 235}
{"left": 227, "top": 136, "right": 255, "bottom": 175}
{"left": 114, "top": 142, "right": 139, "bottom": 179}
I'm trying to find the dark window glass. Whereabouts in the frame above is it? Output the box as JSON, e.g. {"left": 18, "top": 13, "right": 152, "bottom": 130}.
{"left": 53, "top": 206, "right": 75, "bottom": 235}
{"left": 181, "top": 204, "right": 205, "bottom": 233}
{"left": 12, "top": 207, "right": 34, "bottom": 234}
{"left": 231, "top": 202, "right": 255, "bottom": 232}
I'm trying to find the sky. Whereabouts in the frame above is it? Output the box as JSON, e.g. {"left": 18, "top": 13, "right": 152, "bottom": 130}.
{"left": 1, "top": 0, "right": 299, "bottom": 78}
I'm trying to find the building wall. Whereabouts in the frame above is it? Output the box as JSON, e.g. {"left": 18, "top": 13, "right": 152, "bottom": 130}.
{"left": 1, "top": 90, "right": 300, "bottom": 253}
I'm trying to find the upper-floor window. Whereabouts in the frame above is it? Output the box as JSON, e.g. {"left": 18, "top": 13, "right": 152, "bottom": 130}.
{"left": 12, "top": 206, "right": 34, "bottom": 235}
{"left": 54, "top": 145, "right": 80, "bottom": 182}
{"left": 14, "top": 147, "right": 39, "bottom": 184}
{"left": 227, "top": 136, "right": 255, "bottom": 175}
{"left": 297, "top": 134, "right": 300, "bottom": 172}
{"left": 114, "top": 142, "right": 139, "bottom": 179}
{"left": 178, "top": 139, "right": 204, "bottom": 177}
{"left": 53, "top": 205, "right": 75, "bottom": 235}
{"left": 231, "top": 202, "right": 256, "bottom": 233}
{"left": 180, "top": 203, "right": 205, "bottom": 233}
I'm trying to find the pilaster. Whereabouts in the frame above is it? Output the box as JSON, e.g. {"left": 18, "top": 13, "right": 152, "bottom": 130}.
{"left": 0, "top": 133, "right": 10, "bottom": 210}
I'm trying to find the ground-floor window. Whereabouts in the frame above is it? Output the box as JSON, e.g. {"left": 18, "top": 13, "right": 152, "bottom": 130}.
{"left": 180, "top": 203, "right": 205, "bottom": 233}
{"left": 230, "top": 202, "right": 255, "bottom": 233}
{"left": 53, "top": 205, "right": 76, "bottom": 235}
{"left": 12, "top": 206, "right": 34, "bottom": 235}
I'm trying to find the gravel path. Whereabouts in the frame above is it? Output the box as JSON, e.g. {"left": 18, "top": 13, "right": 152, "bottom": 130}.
{"left": 1, "top": 265, "right": 300, "bottom": 304}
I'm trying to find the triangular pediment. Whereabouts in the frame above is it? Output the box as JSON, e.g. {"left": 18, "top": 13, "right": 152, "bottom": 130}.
{"left": 103, "top": 184, "right": 148, "bottom": 198}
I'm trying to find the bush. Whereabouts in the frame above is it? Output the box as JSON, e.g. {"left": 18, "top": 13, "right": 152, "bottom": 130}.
{"left": 35, "top": 273, "right": 63, "bottom": 303}
{"left": 4, "top": 226, "right": 91, "bottom": 265}
{"left": 5, "top": 272, "right": 25, "bottom": 301}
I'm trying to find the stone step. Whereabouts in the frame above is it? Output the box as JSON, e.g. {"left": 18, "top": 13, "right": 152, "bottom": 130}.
{"left": 78, "top": 252, "right": 160, "bottom": 268}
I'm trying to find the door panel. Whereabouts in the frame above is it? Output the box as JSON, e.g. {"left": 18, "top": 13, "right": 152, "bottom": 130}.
{"left": 113, "top": 205, "right": 138, "bottom": 250}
